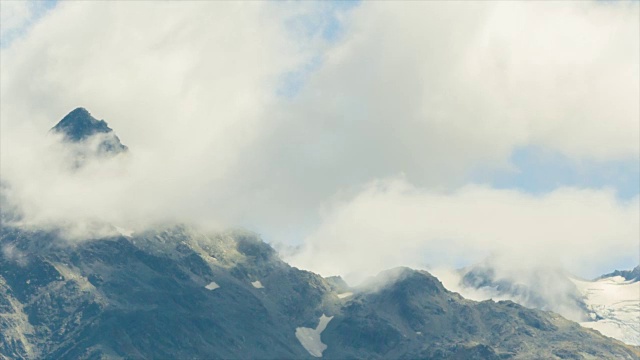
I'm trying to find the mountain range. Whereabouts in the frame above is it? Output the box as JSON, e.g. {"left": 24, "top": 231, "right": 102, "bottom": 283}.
{"left": 454, "top": 262, "right": 640, "bottom": 346}
{"left": 1, "top": 108, "right": 638, "bottom": 359}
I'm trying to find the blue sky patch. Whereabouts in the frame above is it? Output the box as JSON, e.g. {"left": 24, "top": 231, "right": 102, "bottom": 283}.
{"left": 476, "top": 145, "right": 639, "bottom": 200}
{"left": 277, "top": 1, "right": 360, "bottom": 98}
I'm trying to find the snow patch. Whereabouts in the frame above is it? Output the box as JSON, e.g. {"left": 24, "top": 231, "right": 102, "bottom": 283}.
{"left": 572, "top": 276, "right": 640, "bottom": 346}
{"left": 337, "top": 292, "right": 353, "bottom": 299}
{"left": 251, "top": 280, "right": 264, "bottom": 289}
{"left": 295, "top": 314, "right": 333, "bottom": 357}
{"left": 205, "top": 282, "right": 220, "bottom": 290}
{"left": 52, "top": 263, "right": 96, "bottom": 293}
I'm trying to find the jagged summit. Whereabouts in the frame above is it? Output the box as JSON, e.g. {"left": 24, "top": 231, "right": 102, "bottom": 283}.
{"left": 51, "top": 107, "right": 112, "bottom": 141}
{"left": 599, "top": 265, "right": 640, "bottom": 282}
{"left": 50, "top": 107, "right": 128, "bottom": 154}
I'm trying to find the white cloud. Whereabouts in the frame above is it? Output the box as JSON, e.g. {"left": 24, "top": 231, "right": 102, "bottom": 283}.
{"left": 230, "top": 1, "right": 639, "bottom": 238}
{"left": 293, "top": 1, "right": 638, "bottom": 170}
{"left": 0, "top": 1, "right": 637, "bottom": 279}
{"left": 1, "top": 1, "right": 322, "bottom": 234}
{"left": 0, "top": 1, "right": 33, "bottom": 40}
{"left": 0, "top": 1, "right": 55, "bottom": 47}
{"left": 286, "top": 177, "right": 639, "bottom": 284}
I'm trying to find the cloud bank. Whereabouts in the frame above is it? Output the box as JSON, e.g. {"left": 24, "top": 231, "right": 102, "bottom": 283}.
{"left": 286, "top": 177, "right": 638, "bottom": 283}
{"left": 1, "top": 1, "right": 638, "bottom": 279}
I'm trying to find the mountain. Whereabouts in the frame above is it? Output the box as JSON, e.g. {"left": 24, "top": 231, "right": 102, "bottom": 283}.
{"left": 50, "top": 108, "right": 128, "bottom": 155}
{"left": 1, "top": 224, "right": 638, "bottom": 359}
{"left": 598, "top": 266, "right": 640, "bottom": 282}
{"left": 0, "top": 226, "right": 338, "bottom": 359}
{"left": 2, "top": 108, "right": 639, "bottom": 359}
{"left": 455, "top": 263, "right": 640, "bottom": 346}
{"left": 458, "top": 263, "right": 590, "bottom": 321}
{"left": 326, "top": 268, "right": 638, "bottom": 359}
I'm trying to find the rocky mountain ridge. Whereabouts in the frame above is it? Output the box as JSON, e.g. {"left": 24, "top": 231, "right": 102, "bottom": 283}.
{"left": 454, "top": 262, "right": 640, "bottom": 346}
{"left": 1, "top": 224, "right": 638, "bottom": 359}
{"left": 598, "top": 266, "right": 640, "bottom": 282}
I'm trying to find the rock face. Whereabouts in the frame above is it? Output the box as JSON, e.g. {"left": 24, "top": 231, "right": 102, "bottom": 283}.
{"left": 0, "top": 226, "right": 337, "bottom": 359}
{"left": 324, "top": 268, "right": 638, "bottom": 359}
{"left": 599, "top": 266, "right": 640, "bottom": 282}
{"left": 50, "top": 108, "right": 128, "bottom": 155}
{"left": 456, "top": 262, "right": 640, "bottom": 347}
{"left": 0, "top": 225, "right": 638, "bottom": 360}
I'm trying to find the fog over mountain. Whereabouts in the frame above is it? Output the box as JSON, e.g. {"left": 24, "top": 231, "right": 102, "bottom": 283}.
{"left": 434, "top": 261, "right": 640, "bottom": 346}
{"left": 1, "top": 1, "right": 639, "bottom": 358}
{"left": 0, "top": 101, "right": 637, "bottom": 359}
{"left": 2, "top": 1, "right": 638, "bottom": 281}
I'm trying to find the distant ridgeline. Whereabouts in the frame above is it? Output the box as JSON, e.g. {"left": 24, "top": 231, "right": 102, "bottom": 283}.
{"left": 598, "top": 265, "right": 640, "bottom": 282}
{"left": 50, "top": 107, "right": 128, "bottom": 155}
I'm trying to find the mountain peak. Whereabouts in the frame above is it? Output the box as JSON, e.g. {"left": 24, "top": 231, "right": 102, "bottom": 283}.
{"left": 51, "top": 107, "right": 113, "bottom": 142}
{"left": 599, "top": 265, "right": 640, "bottom": 282}
{"left": 50, "top": 107, "right": 128, "bottom": 154}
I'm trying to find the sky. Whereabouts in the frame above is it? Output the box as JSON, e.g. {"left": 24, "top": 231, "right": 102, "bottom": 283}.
{"left": 1, "top": 0, "right": 638, "bottom": 283}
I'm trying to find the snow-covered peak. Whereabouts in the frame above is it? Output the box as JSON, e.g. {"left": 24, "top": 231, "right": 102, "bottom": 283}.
{"left": 598, "top": 265, "right": 640, "bottom": 282}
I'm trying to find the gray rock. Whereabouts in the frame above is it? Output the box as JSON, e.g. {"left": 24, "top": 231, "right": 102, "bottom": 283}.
{"left": 1, "top": 227, "right": 638, "bottom": 359}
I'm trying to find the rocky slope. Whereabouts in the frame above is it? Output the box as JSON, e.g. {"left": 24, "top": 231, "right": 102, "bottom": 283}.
{"left": 453, "top": 262, "right": 640, "bottom": 346}
{"left": 0, "top": 225, "right": 638, "bottom": 359}
{"left": 0, "top": 225, "right": 338, "bottom": 359}
{"left": 598, "top": 266, "right": 640, "bottom": 282}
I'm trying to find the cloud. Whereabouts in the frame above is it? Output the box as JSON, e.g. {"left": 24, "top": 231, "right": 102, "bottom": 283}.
{"left": 223, "top": 0, "right": 639, "bottom": 237}
{"left": 286, "top": 177, "right": 639, "bottom": 284}
{"left": 1, "top": 1, "right": 31, "bottom": 27}
{"left": 431, "top": 266, "right": 589, "bottom": 323}
{"left": 0, "top": 1, "right": 56, "bottom": 47}
{"left": 0, "top": 1, "right": 637, "bottom": 279}
{"left": 290, "top": 0, "right": 638, "bottom": 169}
{"left": 1, "top": 1, "right": 33, "bottom": 43}
{"left": 1, "top": 1, "right": 325, "bottom": 233}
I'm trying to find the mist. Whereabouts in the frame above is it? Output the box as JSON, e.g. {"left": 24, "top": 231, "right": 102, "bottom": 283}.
{"left": 1, "top": 1, "right": 638, "bottom": 284}
{"left": 285, "top": 177, "right": 639, "bottom": 284}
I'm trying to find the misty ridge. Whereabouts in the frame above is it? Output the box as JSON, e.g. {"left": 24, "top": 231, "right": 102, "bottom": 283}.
{"left": 3, "top": 106, "right": 638, "bottom": 281}
{"left": 2, "top": 1, "right": 637, "bottom": 283}
{"left": 2, "top": 101, "right": 638, "bottom": 356}
{"left": 1, "top": 1, "right": 639, "bottom": 359}
{"left": 3, "top": 107, "right": 637, "bottom": 280}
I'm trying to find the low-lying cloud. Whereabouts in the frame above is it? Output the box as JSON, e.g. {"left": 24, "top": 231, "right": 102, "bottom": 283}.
{"left": 285, "top": 177, "right": 639, "bottom": 283}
